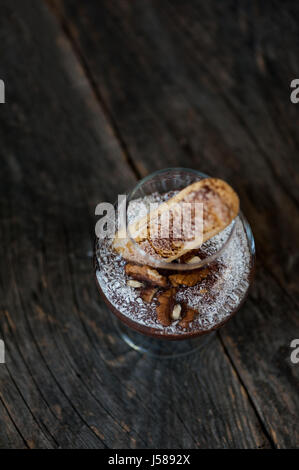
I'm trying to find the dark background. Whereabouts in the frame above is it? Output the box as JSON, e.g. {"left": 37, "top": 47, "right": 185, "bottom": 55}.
{"left": 0, "top": 0, "right": 298, "bottom": 448}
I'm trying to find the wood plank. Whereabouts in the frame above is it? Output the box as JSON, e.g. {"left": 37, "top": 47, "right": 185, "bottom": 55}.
{"left": 0, "top": 0, "right": 270, "bottom": 448}
{"left": 49, "top": 0, "right": 299, "bottom": 447}
{"left": 0, "top": 393, "right": 27, "bottom": 449}
{"left": 220, "top": 266, "right": 299, "bottom": 448}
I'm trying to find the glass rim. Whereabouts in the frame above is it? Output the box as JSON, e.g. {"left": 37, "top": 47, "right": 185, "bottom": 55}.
{"left": 125, "top": 167, "right": 238, "bottom": 271}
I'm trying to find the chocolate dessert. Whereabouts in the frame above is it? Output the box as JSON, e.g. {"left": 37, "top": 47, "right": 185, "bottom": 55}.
{"left": 95, "top": 175, "right": 254, "bottom": 340}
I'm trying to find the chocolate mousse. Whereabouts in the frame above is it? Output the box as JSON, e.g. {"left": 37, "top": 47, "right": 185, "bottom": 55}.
{"left": 94, "top": 177, "right": 254, "bottom": 339}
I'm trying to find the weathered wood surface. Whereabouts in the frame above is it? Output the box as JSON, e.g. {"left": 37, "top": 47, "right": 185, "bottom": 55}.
{"left": 48, "top": 0, "right": 299, "bottom": 448}
{"left": 0, "top": 0, "right": 297, "bottom": 448}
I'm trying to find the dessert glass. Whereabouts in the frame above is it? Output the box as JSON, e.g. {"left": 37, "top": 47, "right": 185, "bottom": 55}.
{"left": 94, "top": 168, "right": 255, "bottom": 358}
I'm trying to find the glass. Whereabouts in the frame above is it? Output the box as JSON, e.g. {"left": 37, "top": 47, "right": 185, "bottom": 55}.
{"left": 126, "top": 168, "right": 236, "bottom": 270}
{"left": 94, "top": 168, "right": 255, "bottom": 358}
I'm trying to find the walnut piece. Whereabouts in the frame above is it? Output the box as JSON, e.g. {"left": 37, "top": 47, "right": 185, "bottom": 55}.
{"left": 125, "top": 263, "right": 168, "bottom": 287}
{"left": 169, "top": 267, "right": 210, "bottom": 287}
{"left": 156, "top": 288, "right": 176, "bottom": 326}
{"left": 179, "top": 307, "right": 198, "bottom": 328}
{"left": 140, "top": 287, "right": 158, "bottom": 303}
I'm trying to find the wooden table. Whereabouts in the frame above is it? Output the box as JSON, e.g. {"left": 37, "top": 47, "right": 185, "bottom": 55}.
{"left": 0, "top": 0, "right": 298, "bottom": 449}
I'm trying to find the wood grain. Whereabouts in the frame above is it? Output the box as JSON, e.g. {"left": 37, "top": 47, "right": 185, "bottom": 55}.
{"left": 47, "top": 0, "right": 299, "bottom": 448}
{"left": 0, "top": 0, "right": 272, "bottom": 448}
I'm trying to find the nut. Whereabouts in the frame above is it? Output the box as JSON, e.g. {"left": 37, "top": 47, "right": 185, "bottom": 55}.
{"left": 156, "top": 288, "right": 176, "bottom": 326}
{"left": 169, "top": 268, "right": 210, "bottom": 287}
{"left": 140, "top": 287, "right": 158, "bottom": 303}
{"left": 186, "top": 256, "right": 201, "bottom": 264}
{"left": 127, "top": 280, "right": 144, "bottom": 288}
{"left": 125, "top": 263, "right": 167, "bottom": 287}
{"left": 171, "top": 304, "right": 182, "bottom": 320}
{"left": 179, "top": 307, "right": 197, "bottom": 328}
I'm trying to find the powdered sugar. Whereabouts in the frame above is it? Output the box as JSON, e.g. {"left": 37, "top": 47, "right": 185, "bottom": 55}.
{"left": 95, "top": 192, "right": 253, "bottom": 336}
